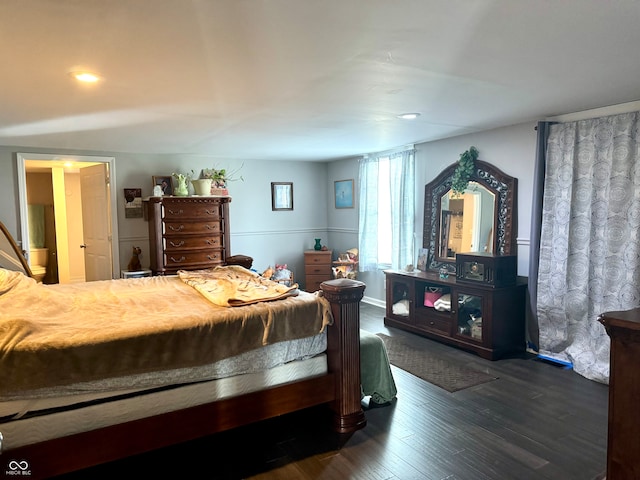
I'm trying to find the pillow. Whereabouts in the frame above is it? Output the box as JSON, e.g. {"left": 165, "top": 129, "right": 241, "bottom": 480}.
{"left": 0, "top": 268, "right": 30, "bottom": 296}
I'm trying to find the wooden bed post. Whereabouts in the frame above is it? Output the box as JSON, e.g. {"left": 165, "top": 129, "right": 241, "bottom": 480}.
{"left": 320, "top": 278, "right": 367, "bottom": 434}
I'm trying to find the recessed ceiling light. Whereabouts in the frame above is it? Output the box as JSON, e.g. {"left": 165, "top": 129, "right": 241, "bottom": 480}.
{"left": 70, "top": 71, "right": 101, "bottom": 83}
{"left": 397, "top": 113, "right": 421, "bottom": 120}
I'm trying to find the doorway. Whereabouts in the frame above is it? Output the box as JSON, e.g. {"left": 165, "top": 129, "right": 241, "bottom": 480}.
{"left": 16, "top": 153, "right": 120, "bottom": 282}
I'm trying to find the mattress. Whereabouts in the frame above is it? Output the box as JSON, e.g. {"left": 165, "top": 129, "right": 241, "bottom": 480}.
{"left": 0, "top": 352, "right": 328, "bottom": 451}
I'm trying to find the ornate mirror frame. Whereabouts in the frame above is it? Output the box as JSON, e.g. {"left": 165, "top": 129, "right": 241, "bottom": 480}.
{"left": 423, "top": 159, "right": 517, "bottom": 271}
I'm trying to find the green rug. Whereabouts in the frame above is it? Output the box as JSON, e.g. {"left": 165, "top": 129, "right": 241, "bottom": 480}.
{"left": 376, "top": 333, "right": 498, "bottom": 392}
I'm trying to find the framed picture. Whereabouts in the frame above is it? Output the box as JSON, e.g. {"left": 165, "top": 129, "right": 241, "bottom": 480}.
{"left": 417, "top": 248, "right": 430, "bottom": 272}
{"left": 334, "top": 179, "right": 354, "bottom": 208}
{"left": 271, "top": 182, "right": 293, "bottom": 211}
{"left": 152, "top": 176, "right": 173, "bottom": 196}
{"left": 124, "top": 188, "right": 143, "bottom": 218}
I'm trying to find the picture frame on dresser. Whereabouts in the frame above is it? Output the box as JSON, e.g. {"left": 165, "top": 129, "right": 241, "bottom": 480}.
{"left": 271, "top": 182, "right": 293, "bottom": 211}
{"left": 152, "top": 175, "right": 173, "bottom": 196}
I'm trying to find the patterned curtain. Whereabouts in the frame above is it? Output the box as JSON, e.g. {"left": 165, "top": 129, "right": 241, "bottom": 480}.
{"left": 537, "top": 111, "right": 640, "bottom": 383}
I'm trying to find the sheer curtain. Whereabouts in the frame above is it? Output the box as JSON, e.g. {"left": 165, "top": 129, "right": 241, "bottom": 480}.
{"left": 537, "top": 111, "right": 640, "bottom": 383}
{"left": 358, "top": 148, "right": 415, "bottom": 271}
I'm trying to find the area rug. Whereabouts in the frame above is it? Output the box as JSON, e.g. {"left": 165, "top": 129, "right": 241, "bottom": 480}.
{"left": 376, "top": 333, "right": 498, "bottom": 392}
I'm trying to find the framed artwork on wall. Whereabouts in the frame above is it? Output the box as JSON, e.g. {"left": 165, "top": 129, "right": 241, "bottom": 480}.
{"left": 271, "top": 182, "right": 293, "bottom": 211}
{"left": 124, "top": 188, "right": 143, "bottom": 218}
{"left": 334, "top": 179, "right": 354, "bottom": 208}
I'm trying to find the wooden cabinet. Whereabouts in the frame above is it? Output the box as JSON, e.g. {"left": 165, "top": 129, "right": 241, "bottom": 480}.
{"left": 598, "top": 308, "right": 640, "bottom": 479}
{"left": 147, "top": 196, "right": 231, "bottom": 275}
{"left": 304, "top": 250, "right": 333, "bottom": 292}
{"left": 384, "top": 269, "right": 527, "bottom": 360}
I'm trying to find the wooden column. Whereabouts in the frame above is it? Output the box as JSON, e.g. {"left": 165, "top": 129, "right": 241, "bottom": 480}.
{"left": 321, "top": 278, "right": 367, "bottom": 434}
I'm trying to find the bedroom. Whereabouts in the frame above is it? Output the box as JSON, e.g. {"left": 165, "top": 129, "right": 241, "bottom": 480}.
{"left": 1, "top": 1, "right": 640, "bottom": 478}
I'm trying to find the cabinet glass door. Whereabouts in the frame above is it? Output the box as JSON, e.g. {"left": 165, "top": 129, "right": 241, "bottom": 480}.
{"left": 456, "top": 293, "right": 483, "bottom": 342}
{"left": 388, "top": 277, "right": 412, "bottom": 321}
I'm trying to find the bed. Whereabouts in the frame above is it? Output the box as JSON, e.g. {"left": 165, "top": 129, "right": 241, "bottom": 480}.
{"left": 0, "top": 222, "right": 366, "bottom": 479}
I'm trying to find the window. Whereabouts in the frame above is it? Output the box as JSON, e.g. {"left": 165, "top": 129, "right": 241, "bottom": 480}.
{"left": 358, "top": 147, "right": 415, "bottom": 271}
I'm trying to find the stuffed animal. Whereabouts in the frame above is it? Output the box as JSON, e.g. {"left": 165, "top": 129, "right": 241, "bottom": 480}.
{"left": 272, "top": 264, "right": 292, "bottom": 281}
{"left": 127, "top": 246, "right": 142, "bottom": 271}
{"left": 272, "top": 263, "right": 293, "bottom": 286}
{"left": 262, "top": 266, "right": 274, "bottom": 279}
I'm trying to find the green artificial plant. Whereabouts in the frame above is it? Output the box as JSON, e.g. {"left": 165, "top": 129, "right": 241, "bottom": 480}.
{"left": 451, "top": 146, "right": 479, "bottom": 196}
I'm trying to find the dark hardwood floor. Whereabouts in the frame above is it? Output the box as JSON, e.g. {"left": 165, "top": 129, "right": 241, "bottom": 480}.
{"left": 59, "top": 303, "right": 608, "bottom": 480}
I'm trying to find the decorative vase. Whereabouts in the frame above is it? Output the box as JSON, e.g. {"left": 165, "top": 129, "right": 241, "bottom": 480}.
{"left": 174, "top": 177, "right": 189, "bottom": 196}
{"left": 314, "top": 239, "right": 322, "bottom": 251}
{"left": 191, "top": 178, "right": 212, "bottom": 196}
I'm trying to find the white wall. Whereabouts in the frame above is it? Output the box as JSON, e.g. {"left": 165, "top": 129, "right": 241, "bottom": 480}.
{"left": 326, "top": 121, "right": 539, "bottom": 303}
{"left": 0, "top": 121, "right": 537, "bottom": 302}
{"left": 0, "top": 146, "right": 330, "bottom": 287}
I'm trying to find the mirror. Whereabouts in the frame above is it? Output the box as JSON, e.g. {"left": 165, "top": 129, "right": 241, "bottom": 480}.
{"left": 423, "top": 159, "right": 517, "bottom": 270}
{"left": 0, "top": 221, "right": 33, "bottom": 277}
{"left": 439, "top": 182, "right": 496, "bottom": 259}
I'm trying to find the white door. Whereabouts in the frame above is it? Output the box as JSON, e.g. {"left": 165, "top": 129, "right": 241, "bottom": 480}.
{"left": 80, "top": 164, "right": 113, "bottom": 281}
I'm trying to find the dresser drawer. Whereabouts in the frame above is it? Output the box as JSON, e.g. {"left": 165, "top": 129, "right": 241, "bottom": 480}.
{"left": 163, "top": 221, "right": 222, "bottom": 235}
{"left": 164, "top": 235, "right": 223, "bottom": 252}
{"left": 416, "top": 314, "right": 451, "bottom": 335}
{"left": 305, "top": 264, "right": 332, "bottom": 276}
{"left": 304, "top": 251, "right": 332, "bottom": 266}
{"left": 162, "top": 202, "right": 223, "bottom": 220}
{"left": 164, "top": 249, "right": 224, "bottom": 268}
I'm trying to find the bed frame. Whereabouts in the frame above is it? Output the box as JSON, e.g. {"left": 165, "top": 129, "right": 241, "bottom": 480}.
{"left": 0, "top": 278, "right": 366, "bottom": 480}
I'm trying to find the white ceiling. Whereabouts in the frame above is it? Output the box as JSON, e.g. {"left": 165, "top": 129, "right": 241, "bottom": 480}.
{"left": 2, "top": 0, "right": 640, "bottom": 162}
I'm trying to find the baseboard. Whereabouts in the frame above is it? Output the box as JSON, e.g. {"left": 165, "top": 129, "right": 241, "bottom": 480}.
{"left": 362, "top": 296, "right": 384, "bottom": 309}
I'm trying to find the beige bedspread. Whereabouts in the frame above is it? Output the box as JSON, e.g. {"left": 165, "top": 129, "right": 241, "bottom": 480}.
{"left": 178, "top": 265, "right": 299, "bottom": 306}
{"left": 0, "top": 268, "right": 333, "bottom": 398}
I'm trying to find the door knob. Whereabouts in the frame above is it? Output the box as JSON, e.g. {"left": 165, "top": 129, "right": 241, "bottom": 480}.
{"left": 80, "top": 244, "right": 87, "bottom": 248}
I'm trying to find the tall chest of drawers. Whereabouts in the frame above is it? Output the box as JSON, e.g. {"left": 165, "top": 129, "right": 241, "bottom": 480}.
{"left": 304, "top": 250, "right": 333, "bottom": 292}
{"left": 147, "top": 196, "right": 231, "bottom": 275}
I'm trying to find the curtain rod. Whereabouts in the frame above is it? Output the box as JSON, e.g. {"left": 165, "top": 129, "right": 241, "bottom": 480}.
{"left": 546, "top": 100, "right": 640, "bottom": 123}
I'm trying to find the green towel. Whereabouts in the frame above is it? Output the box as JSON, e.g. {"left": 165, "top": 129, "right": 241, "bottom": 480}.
{"left": 360, "top": 329, "right": 397, "bottom": 404}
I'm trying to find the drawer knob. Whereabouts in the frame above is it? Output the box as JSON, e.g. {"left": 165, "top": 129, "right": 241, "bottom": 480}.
{"left": 168, "top": 225, "right": 185, "bottom": 232}
{"left": 169, "top": 256, "right": 186, "bottom": 263}
{"left": 169, "top": 240, "right": 185, "bottom": 247}
{"left": 167, "top": 209, "right": 184, "bottom": 215}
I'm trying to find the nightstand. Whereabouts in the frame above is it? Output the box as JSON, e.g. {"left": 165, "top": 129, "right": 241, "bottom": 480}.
{"left": 304, "top": 250, "right": 333, "bottom": 292}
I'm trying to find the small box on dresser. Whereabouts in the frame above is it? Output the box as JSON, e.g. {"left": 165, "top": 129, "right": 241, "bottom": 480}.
{"left": 304, "top": 250, "right": 333, "bottom": 292}
{"left": 146, "top": 196, "right": 231, "bottom": 275}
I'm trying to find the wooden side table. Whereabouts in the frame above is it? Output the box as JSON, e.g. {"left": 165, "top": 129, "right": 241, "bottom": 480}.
{"left": 304, "top": 250, "right": 333, "bottom": 292}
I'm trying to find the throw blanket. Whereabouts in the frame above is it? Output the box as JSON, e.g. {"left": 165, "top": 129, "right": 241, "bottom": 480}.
{"left": 0, "top": 268, "right": 332, "bottom": 399}
{"left": 178, "top": 265, "right": 299, "bottom": 307}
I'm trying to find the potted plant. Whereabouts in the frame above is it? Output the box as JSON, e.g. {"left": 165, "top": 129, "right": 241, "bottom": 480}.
{"left": 200, "top": 163, "right": 244, "bottom": 195}
{"left": 451, "top": 146, "right": 479, "bottom": 196}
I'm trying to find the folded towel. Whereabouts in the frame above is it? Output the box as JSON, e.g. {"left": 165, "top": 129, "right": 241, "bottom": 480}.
{"left": 434, "top": 293, "right": 451, "bottom": 311}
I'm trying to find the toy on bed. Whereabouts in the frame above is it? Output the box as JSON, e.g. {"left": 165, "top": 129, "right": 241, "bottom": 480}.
{"left": 272, "top": 263, "right": 294, "bottom": 286}
{"left": 261, "top": 264, "right": 294, "bottom": 287}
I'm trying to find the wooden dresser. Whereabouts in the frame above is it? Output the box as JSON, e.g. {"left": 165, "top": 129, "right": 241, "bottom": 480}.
{"left": 384, "top": 269, "right": 526, "bottom": 360}
{"left": 598, "top": 308, "right": 640, "bottom": 479}
{"left": 304, "top": 250, "right": 333, "bottom": 292}
{"left": 147, "top": 196, "right": 231, "bottom": 275}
